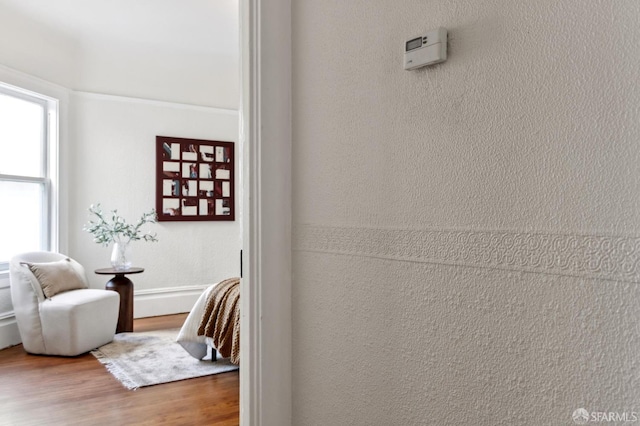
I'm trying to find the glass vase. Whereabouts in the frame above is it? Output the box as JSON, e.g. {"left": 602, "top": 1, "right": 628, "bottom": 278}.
{"left": 110, "top": 240, "right": 132, "bottom": 271}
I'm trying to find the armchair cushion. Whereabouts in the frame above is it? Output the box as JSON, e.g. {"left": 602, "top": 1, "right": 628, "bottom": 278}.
{"left": 25, "top": 258, "right": 87, "bottom": 298}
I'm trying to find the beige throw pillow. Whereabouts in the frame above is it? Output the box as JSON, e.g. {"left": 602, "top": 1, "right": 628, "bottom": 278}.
{"left": 26, "top": 258, "right": 86, "bottom": 298}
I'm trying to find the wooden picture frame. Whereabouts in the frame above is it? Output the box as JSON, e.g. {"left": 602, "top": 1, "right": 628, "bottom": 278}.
{"left": 156, "top": 136, "right": 235, "bottom": 222}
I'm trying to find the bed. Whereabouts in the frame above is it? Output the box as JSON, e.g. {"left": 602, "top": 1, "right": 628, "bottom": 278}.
{"left": 176, "top": 277, "right": 240, "bottom": 365}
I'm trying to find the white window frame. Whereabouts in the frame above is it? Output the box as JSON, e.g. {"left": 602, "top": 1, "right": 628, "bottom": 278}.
{"left": 0, "top": 82, "right": 58, "bottom": 281}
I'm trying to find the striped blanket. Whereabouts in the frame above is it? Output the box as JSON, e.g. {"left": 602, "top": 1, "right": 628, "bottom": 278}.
{"left": 197, "top": 277, "right": 240, "bottom": 365}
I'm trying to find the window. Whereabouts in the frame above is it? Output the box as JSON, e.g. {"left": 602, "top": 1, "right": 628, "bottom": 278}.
{"left": 0, "top": 83, "right": 58, "bottom": 272}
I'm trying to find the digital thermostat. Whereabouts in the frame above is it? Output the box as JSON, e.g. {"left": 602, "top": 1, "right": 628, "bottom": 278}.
{"left": 404, "top": 27, "right": 447, "bottom": 70}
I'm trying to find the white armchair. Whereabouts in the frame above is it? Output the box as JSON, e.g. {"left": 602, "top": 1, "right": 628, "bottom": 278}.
{"left": 9, "top": 252, "right": 120, "bottom": 356}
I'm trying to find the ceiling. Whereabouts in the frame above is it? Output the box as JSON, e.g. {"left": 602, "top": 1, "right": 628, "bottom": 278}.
{"left": 0, "top": 0, "right": 238, "bottom": 56}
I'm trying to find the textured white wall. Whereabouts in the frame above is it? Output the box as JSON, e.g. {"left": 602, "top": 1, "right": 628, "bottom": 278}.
{"left": 68, "top": 94, "right": 241, "bottom": 292}
{"left": 292, "top": 1, "right": 640, "bottom": 424}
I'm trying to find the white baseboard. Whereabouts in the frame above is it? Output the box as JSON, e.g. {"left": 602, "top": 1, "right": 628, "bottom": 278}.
{"left": 0, "top": 285, "right": 209, "bottom": 350}
{"left": 134, "top": 285, "right": 209, "bottom": 319}
{"left": 0, "top": 313, "right": 21, "bottom": 350}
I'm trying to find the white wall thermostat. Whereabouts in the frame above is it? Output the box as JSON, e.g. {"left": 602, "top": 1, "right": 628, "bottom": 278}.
{"left": 404, "top": 27, "right": 447, "bottom": 70}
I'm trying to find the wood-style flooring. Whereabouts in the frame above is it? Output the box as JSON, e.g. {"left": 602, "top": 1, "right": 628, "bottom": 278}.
{"left": 0, "top": 314, "right": 239, "bottom": 426}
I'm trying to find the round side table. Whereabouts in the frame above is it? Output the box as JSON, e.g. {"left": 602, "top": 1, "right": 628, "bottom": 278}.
{"left": 95, "top": 267, "right": 144, "bottom": 333}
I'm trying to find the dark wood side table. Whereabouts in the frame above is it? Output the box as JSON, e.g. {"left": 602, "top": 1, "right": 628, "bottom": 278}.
{"left": 95, "top": 267, "right": 144, "bottom": 333}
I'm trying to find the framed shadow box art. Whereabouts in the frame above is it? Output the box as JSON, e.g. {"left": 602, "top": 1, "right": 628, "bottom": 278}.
{"left": 156, "top": 136, "right": 235, "bottom": 222}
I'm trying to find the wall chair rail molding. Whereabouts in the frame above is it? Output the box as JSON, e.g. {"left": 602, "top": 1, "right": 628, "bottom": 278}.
{"left": 293, "top": 225, "right": 640, "bottom": 283}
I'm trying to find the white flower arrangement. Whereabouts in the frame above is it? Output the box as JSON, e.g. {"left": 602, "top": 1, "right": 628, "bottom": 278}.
{"left": 84, "top": 204, "right": 158, "bottom": 246}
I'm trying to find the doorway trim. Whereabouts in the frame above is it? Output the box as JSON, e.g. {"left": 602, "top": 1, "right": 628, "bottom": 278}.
{"left": 240, "top": 0, "right": 292, "bottom": 425}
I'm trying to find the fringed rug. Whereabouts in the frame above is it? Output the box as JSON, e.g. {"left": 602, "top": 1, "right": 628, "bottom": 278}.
{"left": 91, "top": 329, "right": 238, "bottom": 390}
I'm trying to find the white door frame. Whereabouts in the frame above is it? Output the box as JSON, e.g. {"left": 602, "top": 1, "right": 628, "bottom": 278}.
{"left": 240, "top": 0, "right": 292, "bottom": 425}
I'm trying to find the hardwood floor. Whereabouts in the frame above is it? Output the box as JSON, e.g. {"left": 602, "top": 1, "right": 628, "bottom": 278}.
{"left": 0, "top": 314, "right": 239, "bottom": 426}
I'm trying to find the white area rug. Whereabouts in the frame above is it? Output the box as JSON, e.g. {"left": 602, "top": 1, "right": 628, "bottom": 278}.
{"left": 91, "top": 329, "right": 238, "bottom": 390}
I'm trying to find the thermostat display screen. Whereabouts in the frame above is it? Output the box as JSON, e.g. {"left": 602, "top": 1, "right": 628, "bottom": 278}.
{"left": 405, "top": 37, "right": 422, "bottom": 52}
